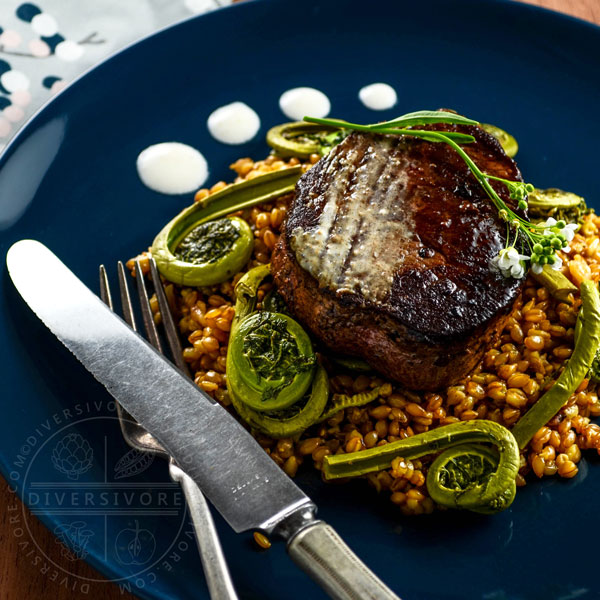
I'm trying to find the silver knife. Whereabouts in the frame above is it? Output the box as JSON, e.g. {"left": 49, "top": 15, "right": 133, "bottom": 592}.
{"left": 6, "top": 240, "right": 400, "bottom": 600}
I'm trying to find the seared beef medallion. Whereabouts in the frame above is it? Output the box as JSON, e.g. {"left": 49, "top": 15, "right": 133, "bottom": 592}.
{"left": 271, "top": 124, "right": 526, "bottom": 390}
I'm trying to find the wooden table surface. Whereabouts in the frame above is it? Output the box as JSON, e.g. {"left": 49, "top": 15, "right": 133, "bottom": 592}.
{"left": 1, "top": 1, "right": 598, "bottom": 599}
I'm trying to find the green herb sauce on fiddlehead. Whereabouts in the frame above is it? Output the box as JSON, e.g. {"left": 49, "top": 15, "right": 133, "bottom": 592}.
{"left": 266, "top": 122, "right": 349, "bottom": 158}
{"left": 173, "top": 216, "right": 252, "bottom": 279}
{"left": 241, "top": 312, "right": 313, "bottom": 382}
{"left": 175, "top": 218, "right": 242, "bottom": 265}
{"left": 527, "top": 188, "right": 587, "bottom": 223}
{"left": 228, "top": 310, "right": 315, "bottom": 410}
{"left": 262, "top": 288, "right": 289, "bottom": 314}
{"left": 323, "top": 420, "right": 519, "bottom": 514}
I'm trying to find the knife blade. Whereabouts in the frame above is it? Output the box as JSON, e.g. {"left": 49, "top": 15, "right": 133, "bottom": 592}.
{"left": 6, "top": 239, "right": 400, "bottom": 600}
{"left": 7, "top": 238, "right": 310, "bottom": 533}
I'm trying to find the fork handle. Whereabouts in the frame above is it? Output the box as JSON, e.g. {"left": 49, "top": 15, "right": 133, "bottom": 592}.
{"left": 169, "top": 462, "right": 238, "bottom": 600}
{"left": 287, "top": 521, "right": 401, "bottom": 600}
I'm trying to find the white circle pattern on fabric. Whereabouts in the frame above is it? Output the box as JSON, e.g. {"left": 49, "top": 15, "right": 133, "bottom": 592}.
{"left": 10, "top": 90, "right": 32, "bottom": 107}
{"left": 55, "top": 40, "right": 84, "bottom": 61}
{"left": 3, "top": 106, "right": 25, "bottom": 123}
{"left": 0, "top": 118, "right": 11, "bottom": 138}
{"left": 1, "top": 70, "right": 30, "bottom": 93}
{"left": 28, "top": 38, "right": 51, "bottom": 57}
{"left": 31, "top": 13, "right": 59, "bottom": 37}
{"left": 184, "top": 0, "right": 219, "bottom": 14}
{"left": 0, "top": 30, "right": 22, "bottom": 49}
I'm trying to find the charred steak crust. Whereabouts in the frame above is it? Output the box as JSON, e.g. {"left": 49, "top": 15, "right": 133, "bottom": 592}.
{"left": 271, "top": 124, "right": 526, "bottom": 390}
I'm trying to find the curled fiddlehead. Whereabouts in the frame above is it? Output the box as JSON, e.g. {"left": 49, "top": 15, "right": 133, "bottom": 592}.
{"left": 151, "top": 168, "right": 301, "bottom": 286}
{"left": 323, "top": 420, "right": 520, "bottom": 514}
{"left": 226, "top": 265, "right": 330, "bottom": 436}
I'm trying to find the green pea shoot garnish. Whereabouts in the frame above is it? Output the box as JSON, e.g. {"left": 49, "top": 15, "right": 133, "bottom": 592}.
{"left": 303, "top": 110, "right": 579, "bottom": 279}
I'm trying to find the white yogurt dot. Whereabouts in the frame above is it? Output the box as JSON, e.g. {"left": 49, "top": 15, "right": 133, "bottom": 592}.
{"left": 136, "top": 142, "right": 209, "bottom": 195}
{"left": 207, "top": 102, "right": 260, "bottom": 145}
{"left": 358, "top": 83, "right": 397, "bottom": 111}
{"left": 279, "top": 87, "right": 330, "bottom": 121}
{"left": 31, "top": 13, "right": 59, "bottom": 37}
{"left": 1, "top": 70, "right": 29, "bottom": 93}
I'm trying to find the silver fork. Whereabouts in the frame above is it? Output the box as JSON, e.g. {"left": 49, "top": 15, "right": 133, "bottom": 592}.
{"left": 99, "top": 258, "right": 238, "bottom": 600}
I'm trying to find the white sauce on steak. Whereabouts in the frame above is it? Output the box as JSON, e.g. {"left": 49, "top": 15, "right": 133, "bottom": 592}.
{"left": 290, "top": 139, "right": 413, "bottom": 302}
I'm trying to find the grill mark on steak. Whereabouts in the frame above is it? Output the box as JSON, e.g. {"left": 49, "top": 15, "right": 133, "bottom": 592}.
{"left": 318, "top": 143, "right": 369, "bottom": 282}
{"left": 340, "top": 151, "right": 410, "bottom": 298}
{"left": 338, "top": 144, "right": 392, "bottom": 283}
{"left": 273, "top": 123, "right": 526, "bottom": 390}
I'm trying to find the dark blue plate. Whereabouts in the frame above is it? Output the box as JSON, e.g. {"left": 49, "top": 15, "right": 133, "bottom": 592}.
{"left": 1, "top": 1, "right": 600, "bottom": 598}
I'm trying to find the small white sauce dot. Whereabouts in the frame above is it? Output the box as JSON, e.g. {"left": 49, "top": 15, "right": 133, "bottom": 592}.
{"left": 279, "top": 87, "right": 330, "bottom": 121}
{"left": 207, "top": 102, "right": 260, "bottom": 145}
{"left": 137, "top": 142, "right": 209, "bottom": 195}
{"left": 358, "top": 83, "right": 397, "bottom": 111}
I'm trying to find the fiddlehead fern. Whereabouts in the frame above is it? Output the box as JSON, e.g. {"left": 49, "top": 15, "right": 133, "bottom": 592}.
{"left": 323, "top": 420, "right": 520, "bottom": 514}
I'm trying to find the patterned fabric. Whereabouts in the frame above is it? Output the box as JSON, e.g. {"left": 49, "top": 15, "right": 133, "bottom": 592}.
{"left": 0, "top": 0, "right": 232, "bottom": 152}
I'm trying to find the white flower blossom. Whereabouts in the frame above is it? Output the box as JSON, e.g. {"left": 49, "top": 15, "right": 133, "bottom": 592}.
{"left": 539, "top": 217, "right": 557, "bottom": 233}
{"left": 538, "top": 217, "right": 578, "bottom": 242}
{"left": 551, "top": 255, "right": 563, "bottom": 271}
{"left": 491, "top": 247, "right": 529, "bottom": 279}
{"left": 562, "top": 222, "right": 578, "bottom": 243}
{"left": 532, "top": 263, "right": 543, "bottom": 275}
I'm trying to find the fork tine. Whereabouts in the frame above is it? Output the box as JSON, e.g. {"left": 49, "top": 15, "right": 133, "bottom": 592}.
{"left": 101, "top": 263, "right": 159, "bottom": 451}
{"left": 117, "top": 261, "right": 138, "bottom": 332}
{"left": 99, "top": 265, "right": 113, "bottom": 310}
{"left": 149, "top": 257, "right": 190, "bottom": 377}
{"left": 100, "top": 261, "right": 238, "bottom": 600}
{"left": 134, "top": 260, "right": 163, "bottom": 353}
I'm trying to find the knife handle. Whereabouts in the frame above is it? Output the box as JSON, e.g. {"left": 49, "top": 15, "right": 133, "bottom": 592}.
{"left": 287, "top": 521, "right": 401, "bottom": 600}
{"left": 169, "top": 462, "right": 239, "bottom": 600}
